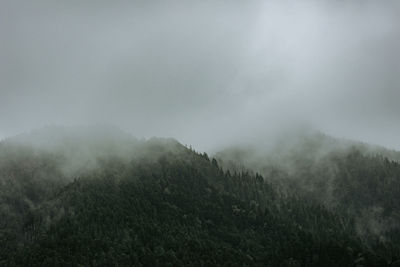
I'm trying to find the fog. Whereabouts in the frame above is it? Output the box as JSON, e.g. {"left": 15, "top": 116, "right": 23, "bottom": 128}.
{"left": 1, "top": 0, "right": 399, "bottom": 152}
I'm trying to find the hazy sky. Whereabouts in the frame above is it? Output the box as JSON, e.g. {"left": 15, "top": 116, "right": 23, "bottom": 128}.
{"left": 1, "top": 0, "right": 399, "bottom": 151}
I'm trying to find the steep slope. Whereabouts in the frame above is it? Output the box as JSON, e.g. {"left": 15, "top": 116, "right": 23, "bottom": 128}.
{"left": 0, "top": 128, "right": 399, "bottom": 266}
{"left": 215, "top": 132, "right": 400, "bottom": 255}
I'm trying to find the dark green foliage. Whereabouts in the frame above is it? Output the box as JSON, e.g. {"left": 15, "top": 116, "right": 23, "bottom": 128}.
{"left": 1, "top": 133, "right": 399, "bottom": 266}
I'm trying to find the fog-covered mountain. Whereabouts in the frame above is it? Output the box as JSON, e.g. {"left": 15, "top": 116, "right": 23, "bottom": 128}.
{"left": 215, "top": 131, "right": 400, "bottom": 257}
{"left": 1, "top": 127, "right": 400, "bottom": 266}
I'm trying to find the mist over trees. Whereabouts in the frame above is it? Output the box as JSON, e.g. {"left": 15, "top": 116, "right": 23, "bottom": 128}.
{"left": 216, "top": 132, "right": 400, "bottom": 244}
{"left": 1, "top": 0, "right": 399, "bottom": 151}
{"left": 1, "top": 126, "right": 400, "bottom": 266}
{"left": 1, "top": 0, "right": 399, "bottom": 266}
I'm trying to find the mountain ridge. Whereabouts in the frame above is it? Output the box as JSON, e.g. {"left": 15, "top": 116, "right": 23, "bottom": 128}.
{"left": 1, "top": 126, "right": 400, "bottom": 266}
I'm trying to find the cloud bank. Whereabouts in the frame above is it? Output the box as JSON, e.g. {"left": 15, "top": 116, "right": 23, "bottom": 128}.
{"left": 1, "top": 0, "right": 399, "bottom": 151}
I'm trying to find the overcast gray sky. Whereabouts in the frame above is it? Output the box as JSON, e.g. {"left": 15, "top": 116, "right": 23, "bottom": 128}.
{"left": 1, "top": 0, "right": 399, "bottom": 151}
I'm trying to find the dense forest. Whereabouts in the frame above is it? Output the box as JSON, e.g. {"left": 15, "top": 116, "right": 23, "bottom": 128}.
{"left": 1, "top": 127, "right": 400, "bottom": 266}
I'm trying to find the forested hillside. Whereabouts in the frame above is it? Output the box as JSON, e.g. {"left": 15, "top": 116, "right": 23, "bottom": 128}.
{"left": 1, "top": 128, "right": 400, "bottom": 266}
{"left": 216, "top": 132, "right": 400, "bottom": 263}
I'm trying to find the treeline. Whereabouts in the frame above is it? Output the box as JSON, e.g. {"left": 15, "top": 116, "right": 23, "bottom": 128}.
{"left": 0, "top": 132, "right": 400, "bottom": 266}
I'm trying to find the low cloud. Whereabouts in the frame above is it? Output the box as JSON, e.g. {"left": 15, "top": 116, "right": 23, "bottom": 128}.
{"left": 0, "top": 0, "right": 399, "bottom": 151}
